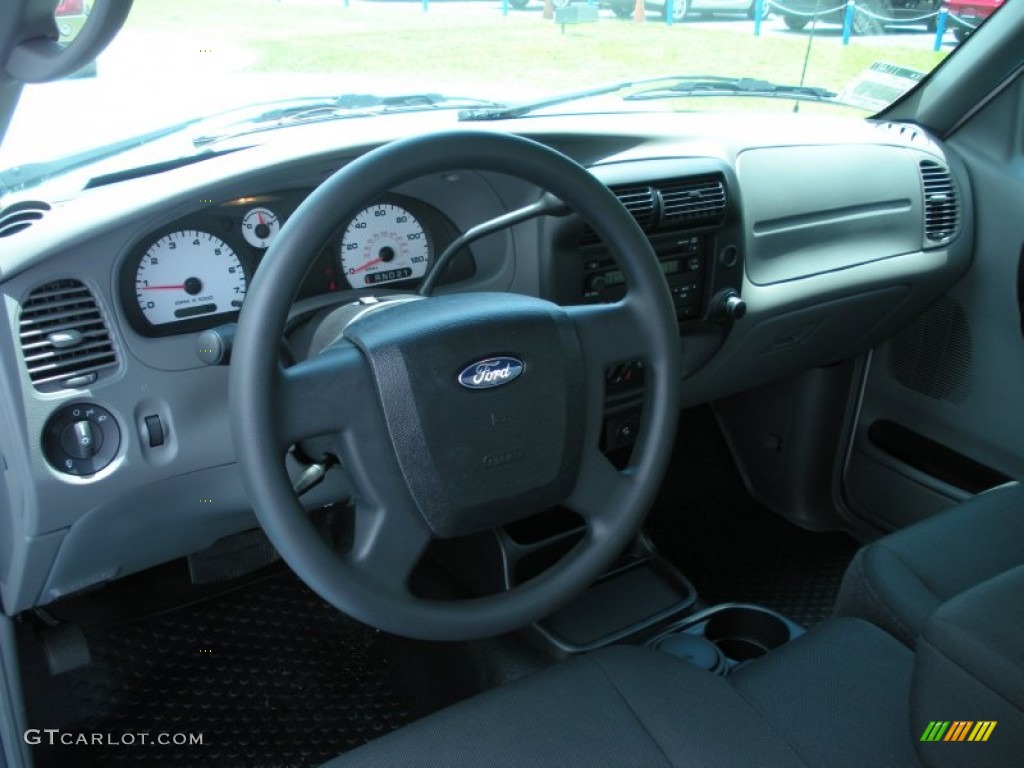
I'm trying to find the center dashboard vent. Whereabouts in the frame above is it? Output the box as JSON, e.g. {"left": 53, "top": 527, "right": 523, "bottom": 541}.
{"left": 580, "top": 176, "right": 727, "bottom": 246}
{"left": 660, "top": 178, "right": 727, "bottom": 225}
{"left": 613, "top": 185, "right": 658, "bottom": 230}
{"left": 18, "top": 279, "right": 117, "bottom": 391}
{"left": 920, "top": 160, "right": 959, "bottom": 247}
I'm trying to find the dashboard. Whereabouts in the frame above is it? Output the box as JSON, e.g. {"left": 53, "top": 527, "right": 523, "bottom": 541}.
{"left": 0, "top": 110, "right": 972, "bottom": 614}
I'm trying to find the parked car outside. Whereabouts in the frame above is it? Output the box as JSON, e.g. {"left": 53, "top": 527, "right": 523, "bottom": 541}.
{"left": 508, "top": 0, "right": 768, "bottom": 21}
{"left": 944, "top": 0, "right": 1004, "bottom": 39}
{"left": 55, "top": 0, "right": 96, "bottom": 78}
{"left": 775, "top": 0, "right": 942, "bottom": 34}
{"left": 54, "top": 0, "right": 87, "bottom": 36}
{"left": 607, "top": 0, "right": 769, "bottom": 21}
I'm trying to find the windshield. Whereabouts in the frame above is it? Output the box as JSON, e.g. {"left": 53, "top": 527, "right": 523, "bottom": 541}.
{"left": 0, "top": 0, "right": 992, "bottom": 196}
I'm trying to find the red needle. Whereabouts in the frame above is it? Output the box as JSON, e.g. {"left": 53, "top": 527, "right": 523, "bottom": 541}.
{"left": 258, "top": 211, "right": 265, "bottom": 225}
{"left": 349, "top": 257, "right": 382, "bottom": 274}
{"left": 142, "top": 284, "right": 185, "bottom": 290}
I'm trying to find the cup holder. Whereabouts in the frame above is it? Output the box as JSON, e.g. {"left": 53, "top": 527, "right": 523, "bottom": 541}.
{"left": 704, "top": 607, "right": 790, "bottom": 661}
{"left": 649, "top": 603, "right": 804, "bottom": 673}
{"left": 655, "top": 633, "right": 728, "bottom": 675}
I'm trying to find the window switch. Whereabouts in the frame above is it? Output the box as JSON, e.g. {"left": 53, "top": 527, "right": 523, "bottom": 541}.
{"left": 144, "top": 414, "right": 165, "bottom": 447}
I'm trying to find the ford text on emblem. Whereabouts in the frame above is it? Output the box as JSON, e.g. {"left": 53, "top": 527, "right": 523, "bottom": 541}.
{"left": 457, "top": 357, "right": 524, "bottom": 390}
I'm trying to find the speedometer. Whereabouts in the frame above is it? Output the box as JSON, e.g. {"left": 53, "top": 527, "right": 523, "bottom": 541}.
{"left": 134, "top": 230, "right": 247, "bottom": 327}
{"left": 339, "top": 203, "right": 430, "bottom": 288}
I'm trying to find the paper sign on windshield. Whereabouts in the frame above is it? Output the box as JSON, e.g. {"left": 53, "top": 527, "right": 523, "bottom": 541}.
{"left": 841, "top": 62, "right": 927, "bottom": 112}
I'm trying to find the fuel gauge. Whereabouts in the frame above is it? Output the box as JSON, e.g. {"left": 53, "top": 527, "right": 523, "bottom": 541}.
{"left": 241, "top": 207, "right": 280, "bottom": 249}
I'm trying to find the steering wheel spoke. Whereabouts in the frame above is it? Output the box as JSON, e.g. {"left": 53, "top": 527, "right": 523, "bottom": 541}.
{"left": 346, "top": 501, "right": 433, "bottom": 599}
{"left": 565, "top": 447, "right": 636, "bottom": 529}
{"left": 565, "top": 300, "right": 648, "bottom": 373}
{"left": 276, "top": 342, "right": 369, "bottom": 447}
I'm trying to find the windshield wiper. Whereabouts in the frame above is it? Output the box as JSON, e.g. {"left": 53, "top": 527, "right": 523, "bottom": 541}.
{"left": 625, "top": 77, "right": 836, "bottom": 102}
{"left": 0, "top": 93, "right": 508, "bottom": 197}
{"left": 458, "top": 82, "right": 645, "bottom": 121}
{"left": 192, "top": 93, "right": 506, "bottom": 147}
{"left": 0, "top": 118, "right": 204, "bottom": 196}
{"left": 458, "top": 75, "right": 837, "bottom": 121}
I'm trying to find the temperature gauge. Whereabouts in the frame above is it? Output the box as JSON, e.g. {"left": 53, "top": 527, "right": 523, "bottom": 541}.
{"left": 241, "top": 207, "right": 280, "bottom": 249}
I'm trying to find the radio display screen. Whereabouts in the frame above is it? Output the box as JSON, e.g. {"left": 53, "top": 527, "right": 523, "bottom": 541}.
{"left": 604, "top": 258, "right": 682, "bottom": 287}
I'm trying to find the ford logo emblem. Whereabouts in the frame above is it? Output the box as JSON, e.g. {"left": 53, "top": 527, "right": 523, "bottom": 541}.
{"left": 457, "top": 357, "right": 524, "bottom": 390}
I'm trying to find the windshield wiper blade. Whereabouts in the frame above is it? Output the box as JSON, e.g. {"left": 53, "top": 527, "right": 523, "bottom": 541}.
{"left": 625, "top": 77, "right": 836, "bottom": 102}
{"left": 459, "top": 82, "right": 640, "bottom": 121}
{"left": 1, "top": 93, "right": 506, "bottom": 197}
{"left": 458, "top": 75, "right": 837, "bottom": 122}
{"left": 192, "top": 93, "right": 506, "bottom": 147}
{"left": 0, "top": 117, "right": 204, "bottom": 196}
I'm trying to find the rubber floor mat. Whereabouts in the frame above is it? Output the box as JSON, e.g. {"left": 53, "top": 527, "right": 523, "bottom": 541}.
{"left": 31, "top": 568, "right": 452, "bottom": 768}
{"left": 645, "top": 407, "right": 859, "bottom": 628}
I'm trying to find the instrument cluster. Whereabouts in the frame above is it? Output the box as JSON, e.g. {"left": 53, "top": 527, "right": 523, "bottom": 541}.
{"left": 120, "top": 190, "right": 470, "bottom": 337}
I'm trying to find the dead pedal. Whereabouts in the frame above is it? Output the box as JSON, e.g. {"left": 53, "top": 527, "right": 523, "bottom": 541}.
{"left": 187, "top": 528, "right": 279, "bottom": 585}
{"left": 42, "top": 622, "right": 91, "bottom": 676}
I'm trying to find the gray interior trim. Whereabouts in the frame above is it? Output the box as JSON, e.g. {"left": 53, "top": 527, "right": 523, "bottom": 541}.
{"left": 0, "top": 615, "right": 30, "bottom": 768}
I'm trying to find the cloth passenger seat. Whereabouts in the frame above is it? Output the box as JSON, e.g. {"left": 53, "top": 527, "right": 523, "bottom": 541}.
{"left": 833, "top": 482, "right": 1024, "bottom": 647}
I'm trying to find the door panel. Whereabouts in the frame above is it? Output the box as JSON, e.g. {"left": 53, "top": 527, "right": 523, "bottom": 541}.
{"left": 842, "top": 76, "right": 1024, "bottom": 532}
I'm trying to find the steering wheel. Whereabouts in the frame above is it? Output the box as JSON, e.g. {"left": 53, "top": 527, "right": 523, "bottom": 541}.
{"left": 229, "top": 130, "right": 681, "bottom": 641}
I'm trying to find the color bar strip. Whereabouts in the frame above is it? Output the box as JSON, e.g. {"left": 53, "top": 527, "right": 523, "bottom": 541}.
{"left": 945, "top": 721, "right": 973, "bottom": 742}
{"left": 969, "top": 721, "right": 997, "bottom": 742}
{"left": 921, "top": 721, "right": 950, "bottom": 742}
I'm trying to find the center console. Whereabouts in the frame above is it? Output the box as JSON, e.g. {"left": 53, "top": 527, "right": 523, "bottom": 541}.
{"left": 545, "top": 161, "right": 745, "bottom": 328}
{"left": 502, "top": 163, "right": 807, "bottom": 662}
{"left": 581, "top": 232, "right": 710, "bottom": 322}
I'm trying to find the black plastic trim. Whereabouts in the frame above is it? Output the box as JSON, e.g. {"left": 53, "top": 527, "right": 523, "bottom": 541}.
{"left": 868, "top": 419, "right": 1011, "bottom": 494}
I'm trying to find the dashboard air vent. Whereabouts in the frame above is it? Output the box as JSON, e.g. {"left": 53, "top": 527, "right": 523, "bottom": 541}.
{"left": 580, "top": 176, "right": 727, "bottom": 246}
{"left": 660, "top": 177, "right": 727, "bottom": 225}
{"left": 18, "top": 279, "right": 117, "bottom": 390}
{"left": 0, "top": 200, "right": 51, "bottom": 238}
{"left": 580, "top": 185, "right": 656, "bottom": 245}
{"left": 614, "top": 185, "right": 658, "bottom": 229}
{"left": 920, "top": 160, "right": 959, "bottom": 247}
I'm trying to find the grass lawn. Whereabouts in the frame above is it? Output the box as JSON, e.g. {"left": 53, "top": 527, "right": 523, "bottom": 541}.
{"left": 127, "top": 0, "right": 947, "bottom": 109}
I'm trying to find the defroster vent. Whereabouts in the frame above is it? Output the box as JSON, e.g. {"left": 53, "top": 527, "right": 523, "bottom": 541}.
{"left": 0, "top": 201, "right": 51, "bottom": 238}
{"left": 18, "top": 279, "right": 117, "bottom": 390}
{"left": 920, "top": 160, "right": 959, "bottom": 247}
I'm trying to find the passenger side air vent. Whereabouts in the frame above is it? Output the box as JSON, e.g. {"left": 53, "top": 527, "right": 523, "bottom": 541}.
{"left": 580, "top": 185, "right": 656, "bottom": 245}
{"left": 660, "top": 177, "right": 727, "bottom": 225}
{"left": 18, "top": 279, "right": 117, "bottom": 391}
{"left": 920, "top": 160, "right": 959, "bottom": 247}
{"left": 0, "top": 200, "right": 51, "bottom": 238}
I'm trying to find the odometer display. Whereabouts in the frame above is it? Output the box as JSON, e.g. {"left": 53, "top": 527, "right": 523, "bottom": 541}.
{"left": 339, "top": 203, "right": 430, "bottom": 288}
{"left": 135, "top": 230, "right": 247, "bottom": 327}
{"left": 365, "top": 268, "right": 413, "bottom": 285}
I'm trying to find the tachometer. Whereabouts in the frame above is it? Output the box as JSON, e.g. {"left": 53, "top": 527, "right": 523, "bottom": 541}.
{"left": 339, "top": 203, "right": 430, "bottom": 288}
{"left": 134, "top": 230, "right": 247, "bottom": 326}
